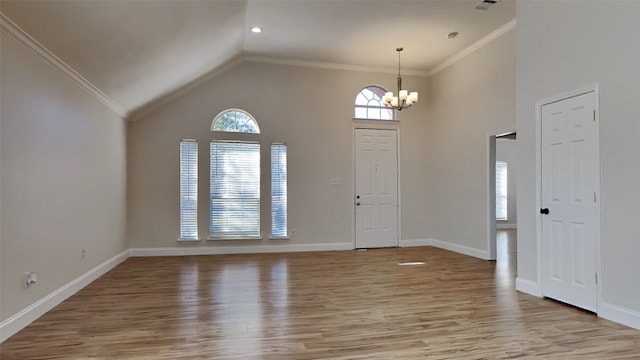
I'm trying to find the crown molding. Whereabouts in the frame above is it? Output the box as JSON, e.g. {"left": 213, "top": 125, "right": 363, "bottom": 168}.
{"left": 0, "top": 13, "right": 128, "bottom": 119}
{"left": 428, "top": 18, "right": 516, "bottom": 77}
{"left": 243, "top": 55, "right": 431, "bottom": 77}
{"left": 128, "top": 55, "right": 244, "bottom": 122}
{"left": 129, "top": 54, "right": 427, "bottom": 122}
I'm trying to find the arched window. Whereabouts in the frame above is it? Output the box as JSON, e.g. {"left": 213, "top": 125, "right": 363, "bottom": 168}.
{"left": 204, "top": 108, "right": 287, "bottom": 240}
{"left": 354, "top": 86, "right": 395, "bottom": 121}
{"left": 211, "top": 109, "right": 260, "bottom": 133}
{"left": 208, "top": 109, "right": 261, "bottom": 239}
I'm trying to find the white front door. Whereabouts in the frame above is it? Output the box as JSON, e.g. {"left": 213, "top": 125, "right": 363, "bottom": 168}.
{"left": 541, "top": 90, "right": 598, "bottom": 312}
{"left": 355, "top": 129, "right": 399, "bottom": 248}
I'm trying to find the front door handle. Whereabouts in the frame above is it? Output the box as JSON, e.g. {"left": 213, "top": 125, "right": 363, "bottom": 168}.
{"left": 540, "top": 208, "right": 550, "bottom": 215}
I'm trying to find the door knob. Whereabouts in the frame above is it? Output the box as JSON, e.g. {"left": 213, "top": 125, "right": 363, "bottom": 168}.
{"left": 540, "top": 208, "right": 550, "bottom": 215}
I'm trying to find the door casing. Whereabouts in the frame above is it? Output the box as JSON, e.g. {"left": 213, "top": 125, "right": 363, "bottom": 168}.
{"left": 486, "top": 128, "right": 516, "bottom": 261}
{"left": 353, "top": 127, "right": 400, "bottom": 249}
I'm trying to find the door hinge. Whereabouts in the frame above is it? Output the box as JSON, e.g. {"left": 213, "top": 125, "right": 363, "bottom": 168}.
{"left": 594, "top": 192, "right": 597, "bottom": 203}
{"left": 595, "top": 273, "right": 598, "bottom": 284}
{"left": 593, "top": 110, "right": 596, "bottom": 122}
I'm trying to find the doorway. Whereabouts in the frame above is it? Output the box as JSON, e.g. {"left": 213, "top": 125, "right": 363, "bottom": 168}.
{"left": 354, "top": 128, "right": 399, "bottom": 248}
{"left": 488, "top": 130, "right": 517, "bottom": 262}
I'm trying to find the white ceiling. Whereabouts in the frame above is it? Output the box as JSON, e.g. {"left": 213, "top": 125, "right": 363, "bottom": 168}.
{"left": 1, "top": 0, "right": 515, "bottom": 118}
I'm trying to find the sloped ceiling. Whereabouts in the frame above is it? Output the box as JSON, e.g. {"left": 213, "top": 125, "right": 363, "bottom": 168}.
{"left": 0, "top": 0, "right": 515, "bottom": 119}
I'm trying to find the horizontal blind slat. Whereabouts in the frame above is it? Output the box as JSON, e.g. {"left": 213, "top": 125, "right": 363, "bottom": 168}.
{"left": 180, "top": 140, "right": 198, "bottom": 239}
{"left": 210, "top": 141, "right": 260, "bottom": 237}
{"left": 271, "top": 144, "right": 287, "bottom": 238}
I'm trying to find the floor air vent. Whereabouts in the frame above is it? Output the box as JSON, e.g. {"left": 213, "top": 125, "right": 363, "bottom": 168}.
{"left": 474, "top": 0, "right": 501, "bottom": 11}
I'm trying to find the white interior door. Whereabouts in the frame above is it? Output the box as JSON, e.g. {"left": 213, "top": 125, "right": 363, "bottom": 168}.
{"left": 541, "top": 90, "right": 598, "bottom": 312}
{"left": 355, "top": 129, "right": 398, "bottom": 248}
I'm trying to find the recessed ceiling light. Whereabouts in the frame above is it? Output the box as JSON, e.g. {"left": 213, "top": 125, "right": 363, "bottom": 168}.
{"left": 448, "top": 31, "right": 459, "bottom": 39}
{"left": 251, "top": 27, "right": 262, "bottom": 33}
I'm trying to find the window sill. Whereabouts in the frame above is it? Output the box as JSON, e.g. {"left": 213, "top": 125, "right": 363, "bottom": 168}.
{"left": 352, "top": 118, "right": 399, "bottom": 122}
{"left": 269, "top": 236, "right": 290, "bottom": 240}
{"left": 177, "top": 238, "right": 200, "bottom": 242}
{"left": 207, "top": 236, "right": 263, "bottom": 241}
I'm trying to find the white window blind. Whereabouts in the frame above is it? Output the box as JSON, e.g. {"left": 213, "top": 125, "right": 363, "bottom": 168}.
{"left": 210, "top": 141, "right": 260, "bottom": 238}
{"left": 496, "top": 161, "right": 508, "bottom": 221}
{"left": 180, "top": 140, "right": 198, "bottom": 240}
{"left": 271, "top": 143, "right": 287, "bottom": 238}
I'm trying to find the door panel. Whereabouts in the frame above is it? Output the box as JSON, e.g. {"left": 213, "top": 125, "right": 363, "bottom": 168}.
{"left": 355, "top": 129, "right": 398, "bottom": 248}
{"left": 541, "top": 91, "right": 598, "bottom": 312}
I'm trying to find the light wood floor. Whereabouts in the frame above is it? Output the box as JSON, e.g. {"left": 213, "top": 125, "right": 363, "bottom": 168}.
{"left": 2, "top": 230, "right": 639, "bottom": 359}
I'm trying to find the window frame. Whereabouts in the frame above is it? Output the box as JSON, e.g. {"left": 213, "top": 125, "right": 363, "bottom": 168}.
{"left": 354, "top": 85, "right": 397, "bottom": 121}
{"left": 178, "top": 108, "right": 289, "bottom": 242}
{"left": 496, "top": 161, "right": 508, "bottom": 221}
{"left": 179, "top": 139, "right": 199, "bottom": 241}
{"left": 270, "top": 143, "right": 288, "bottom": 239}
{"left": 208, "top": 140, "right": 262, "bottom": 240}
{"left": 211, "top": 108, "right": 261, "bottom": 134}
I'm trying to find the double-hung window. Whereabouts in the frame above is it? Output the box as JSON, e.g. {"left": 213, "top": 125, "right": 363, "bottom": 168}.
{"left": 271, "top": 143, "right": 287, "bottom": 238}
{"left": 496, "top": 161, "right": 508, "bottom": 221}
{"left": 209, "top": 141, "right": 261, "bottom": 239}
{"left": 209, "top": 109, "right": 262, "bottom": 239}
{"left": 179, "top": 139, "right": 198, "bottom": 240}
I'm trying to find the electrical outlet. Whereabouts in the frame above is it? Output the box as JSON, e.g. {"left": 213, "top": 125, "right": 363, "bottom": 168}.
{"left": 290, "top": 228, "right": 296, "bottom": 237}
{"left": 81, "top": 248, "right": 86, "bottom": 259}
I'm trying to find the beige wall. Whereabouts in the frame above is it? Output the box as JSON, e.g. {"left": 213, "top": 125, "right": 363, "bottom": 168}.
{"left": 425, "top": 30, "right": 516, "bottom": 255}
{"left": 127, "top": 61, "right": 430, "bottom": 249}
{"left": 0, "top": 33, "right": 128, "bottom": 322}
{"left": 516, "top": 1, "right": 640, "bottom": 327}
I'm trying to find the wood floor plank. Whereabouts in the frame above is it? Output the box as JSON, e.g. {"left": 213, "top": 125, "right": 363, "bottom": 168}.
{"left": 2, "top": 231, "right": 639, "bottom": 359}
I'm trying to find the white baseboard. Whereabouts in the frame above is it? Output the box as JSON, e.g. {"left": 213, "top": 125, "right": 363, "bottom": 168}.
{"left": 401, "top": 239, "right": 489, "bottom": 260}
{"left": 515, "top": 277, "right": 542, "bottom": 297}
{"left": 428, "top": 238, "right": 489, "bottom": 260}
{"left": 0, "top": 249, "right": 129, "bottom": 343}
{"left": 399, "top": 239, "right": 432, "bottom": 247}
{"left": 129, "top": 242, "right": 354, "bottom": 257}
{"left": 496, "top": 223, "right": 517, "bottom": 230}
{"left": 599, "top": 302, "right": 640, "bottom": 330}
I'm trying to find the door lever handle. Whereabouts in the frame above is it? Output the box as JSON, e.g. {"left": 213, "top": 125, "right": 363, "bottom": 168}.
{"left": 356, "top": 202, "right": 361, "bottom": 206}
{"left": 540, "top": 208, "right": 550, "bottom": 215}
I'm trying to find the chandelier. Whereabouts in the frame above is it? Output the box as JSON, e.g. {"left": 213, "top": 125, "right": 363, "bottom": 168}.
{"left": 382, "top": 47, "right": 418, "bottom": 111}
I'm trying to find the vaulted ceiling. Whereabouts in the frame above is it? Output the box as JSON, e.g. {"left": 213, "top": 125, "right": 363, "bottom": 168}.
{"left": 0, "top": 0, "right": 515, "bottom": 118}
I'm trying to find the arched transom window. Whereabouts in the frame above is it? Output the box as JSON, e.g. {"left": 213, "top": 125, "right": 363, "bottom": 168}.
{"left": 211, "top": 109, "right": 260, "bottom": 133}
{"left": 355, "top": 86, "right": 395, "bottom": 121}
